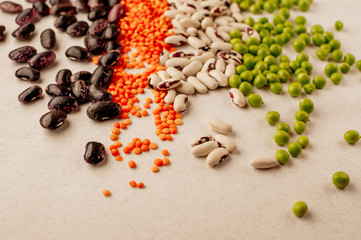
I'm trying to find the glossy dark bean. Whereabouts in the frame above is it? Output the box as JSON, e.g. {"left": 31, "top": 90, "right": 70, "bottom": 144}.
{"left": 88, "top": 19, "right": 108, "bottom": 36}
{"left": 55, "top": 69, "right": 72, "bottom": 86}
{"left": 84, "top": 35, "right": 106, "bottom": 55}
{"left": 70, "top": 71, "right": 92, "bottom": 83}
{"left": 0, "top": 1, "right": 23, "bottom": 13}
{"left": 0, "top": 26, "right": 5, "bottom": 41}
{"left": 88, "top": 7, "right": 110, "bottom": 21}
{"left": 71, "top": 80, "right": 89, "bottom": 103}
{"left": 88, "top": 84, "right": 112, "bottom": 102}
{"left": 48, "top": 96, "right": 78, "bottom": 113}
{"left": 90, "top": 65, "right": 113, "bottom": 88}
{"left": 108, "top": 0, "right": 120, "bottom": 7}
{"left": 9, "top": 46, "right": 37, "bottom": 63}
{"left": 49, "top": 0, "right": 70, "bottom": 6}
{"left": 33, "top": 1, "right": 50, "bottom": 16}
{"left": 40, "top": 110, "right": 67, "bottom": 129}
{"left": 15, "top": 8, "right": 39, "bottom": 25}
{"left": 105, "top": 40, "right": 120, "bottom": 52}
{"left": 87, "top": 0, "right": 106, "bottom": 9}
{"left": 84, "top": 141, "right": 105, "bottom": 165}
{"left": 65, "top": 46, "right": 92, "bottom": 61}
{"left": 40, "top": 29, "right": 56, "bottom": 49}
{"left": 29, "top": 51, "right": 56, "bottom": 70}
{"left": 86, "top": 101, "right": 121, "bottom": 121}
{"left": 45, "top": 83, "right": 70, "bottom": 96}
{"left": 50, "top": 3, "right": 76, "bottom": 16}
{"left": 108, "top": 3, "right": 125, "bottom": 23}
{"left": 54, "top": 14, "right": 77, "bottom": 31}
{"left": 71, "top": 0, "right": 89, "bottom": 12}
{"left": 98, "top": 50, "right": 120, "bottom": 67}
{"left": 66, "top": 21, "right": 88, "bottom": 37}
{"left": 15, "top": 67, "right": 40, "bottom": 81}
{"left": 101, "top": 24, "right": 119, "bottom": 41}
{"left": 12, "top": 23, "right": 35, "bottom": 41}
{"left": 18, "top": 85, "right": 42, "bottom": 103}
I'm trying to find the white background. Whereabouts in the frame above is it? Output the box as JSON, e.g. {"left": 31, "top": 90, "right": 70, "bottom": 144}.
{"left": 1, "top": 0, "right": 361, "bottom": 239}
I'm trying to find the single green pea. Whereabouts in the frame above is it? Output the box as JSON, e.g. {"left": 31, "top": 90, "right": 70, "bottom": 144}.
{"left": 254, "top": 61, "right": 268, "bottom": 72}
{"left": 243, "top": 53, "right": 253, "bottom": 60}
{"left": 278, "top": 62, "right": 290, "bottom": 72}
{"left": 283, "top": 27, "right": 295, "bottom": 37}
{"left": 228, "top": 75, "right": 242, "bottom": 88}
{"left": 236, "top": 65, "right": 247, "bottom": 75}
{"left": 295, "top": 53, "right": 309, "bottom": 64}
{"left": 269, "top": 65, "right": 280, "bottom": 74}
{"left": 230, "top": 38, "right": 242, "bottom": 46}
{"left": 344, "top": 130, "right": 360, "bottom": 144}
{"left": 274, "top": 130, "right": 290, "bottom": 146}
{"left": 264, "top": 55, "right": 278, "bottom": 66}
{"left": 323, "top": 31, "right": 334, "bottom": 43}
{"left": 259, "top": 43, "right": 269, "bottom": 49}
{"left": 332, "top": 171, "right": 350, "bottom": 189}
{"left": 239, "top": 1, "right": 250, "bottom": 11}
{"left": 274, "top": 34, "right": 286, "bottom": 45}
{"left": 267, "top": 73, "right": 280, "bottom": 84}
{"left": 295, "top": 110, "right": 309, "bottom": 122}
{"left": 300, "top": 61, "right": 313, "bottom": 74}
{"left": 240, "top": 70, "right": 253, "bottom": 82}
{"left": 279, "top": 55, "right": 290, "bottom": 63}
{"left": 292, "top": 201, "right": 308, "bottom": 217}
{"left": 270, "top": 83, "right": 283, "bottom": 94}
{"left": 295, "top": 16, "right": 306, "bottom": 25}
{"left": 250, "top": 4, "right": 261, "bottom": 14}
{"left": 263, "top": 36, "right": 274, "bottom": 47}
{"left": 281, "top": 0, "right": 294, "bottom": 9}
{"left": 292, "top": 38, "right": 307, "bottom": 52}
{"left": 254, "top": 74, "right": 268, "bottom": 88}
{"left": 273, "top": 14, "right": 286, "bottom": 25}
{"left": 295, "top": 24, "right": 307, "bottom": 35}
{"left": 311, "top": 24, "right": 324, "bottom": 35}
{"left": 303, "top": 83, "right": 316, "bottom": 94}
{"left": 356, "top": 60, "right": 361, "bottom": 72}
{"left": 288, "top": 142, "right": 302, "bottom": 157}
{"left": 257, "top": 48, "right": 271, "bottom": 60}
{"left": 270, "top": 44, "right": 283, "bottom": 57}
{"left": 312, "top": 76, "right": 327, "bottom": 89}
{"left": 233, "top": 42, "right": 248, "bottom": 54}
{"left": 278, "top": 7, "right": 290, "bottom": 19}
{"left": 289, "top": 61, "right": 300, "bottom": 72}
{"left": 248, "top": 45, "right": 259, "bottom": 55}
{"left": 246, "top": 37, "right": 260, "bottom": 47}
{"left": 244, "top": 17, "right": 255, "bottom": 26}
{"left": 288, "top": 82, "right": 302, "bottom": 97}
{"left": 294, "top": 121, "right": 306, "bottom": 134}
{"left": 257, "top": 17, "right": 269, "bottom": 24}
{"left": 299, "top": 98, "right": 314, "bottom": 113}
{"left": 252, "top": 69, "right": 262, "bottom": 78}
{"left": 334, "top": 21, "right": 343, "bottom": 31}
{"left": 312, "top": 33, "right": 326, "bottom": 47}
{"left": 253, "top": 23, "right": 264, "bottom": 32}
{"left": 297, "top": 136, "right": 309, "bottom": 148}
{"left": 339, "top": 63, "right": 350, "bottom": 74}
{"left": 298, "top": 0, "right": 310, "bottom": 12}
{"left": 278, "top": 69, "right": 291, "bottom": 83}
{"left": 296, "top": 73, "right": 310, "bottom": 86}
{"left": 330, "top": 72, "right": 342, "bottom": 85}
{"left": 324, "top": 63, "right": 338, "bottom": 77}
{"left": 294, "top": 68, "right": 307, "bottom": 77}
{"left": 331, "top": 49, "right": 343, "bottom": 62}
{"left": 277, "top": 122, "right": 291, "bottom": 134}
{"left": 263, "top": 70, "right": 271, "bottom": 76}
{"left": 329, "top": 39, "right": 341, "bottom": 51}
{"left": 266, "top": 111, "right": 280, "bottom": 125}
{"left": 275, "top": 23, "right": 284, "bottom": 34}
{"left": 264, "top": 1, "right": 277, "bottom": 13}
{"left": 247, "top": 94, "right": 264, "bottom": 108}
{"left": 229, "top": 29, "right": 241, "bottom": 39}
{"left": 239, "top": 82, "right": 253, "bottom": 96}
{"left": 316, "top": 48, "right": 329, "bottom": 61}
{"left": 320, "top": 44, "right": 332, "bottom": 53}
{"left": 276, "top": 149, "right": 290, "bottom": 165}
{"left": 298, "top": 33, "right": 310, "bottom": 45}
{"left": 343, "top": 53, "right": 356, "bottom": 66}
{"left": 244, "top": 57, "right": 256, "bottom": 70}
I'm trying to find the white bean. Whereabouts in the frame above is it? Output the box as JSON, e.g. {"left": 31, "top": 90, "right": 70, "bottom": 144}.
{"left": 229, "top": 88, "right": 246, "bottom": 108}
{"left": 250, "top": 157, "right": 279, "bottom": 169}
{"left": 165, "top": 35, "right": 187, "bottom": 46}
{"left": 196, "top": 72, "right": 218, "bottom": 90}
{"left": 175, "top": 80, "right": 195, "bottom": 95}
{"left": 158, "top": 50, "right": 169, "bottom": 66}
{"left": 148, "top": 74, "right": 161, "bottom": 90}
{"left": 164, "top": 89, "right": 177, "bottom": 104}
{"left": 164, "top": 10, "right": 181, "bottom": 19}
{"left": 182, "top": 60, "right": 203, "bottom": 76}
{"left": 179, "top": 18, "right": 201, "bottom": 28}
{"left": 174, "top": 94, "right": 188, "bottom": 112}
{"left": 206, "top": 148, "right": 230, "bottom": 167}
{"left": 186, "top": 27, "right": 198, "bottom": 36}
{"left": 171, "top": 19, "right": 185, "bottom": 31}
{"left": 215, "top": 59, "right": 226, "bottom": 72}
{"left": 157, "top": 78, "right": 182, "bottom": 90}
{"left": 209, "top": 70, "right": 228, "bottom": 87}
{"left": 230, "top": 2, "right": 241, "bottom": 13}
{"left": 166, "top": 67, "right": 186, "bottom": 80}
{"left": 157, "top": 70, "right": 170, "bottom": 81}
{"left": 201, "top": 17, "right": 213, "bottom": 30}
{"left": 224, "top": 63, "right": 236, "bottom": 78}
{"left": 187, "top": 76, "right": 208, "bottom": 94}
{"left": 197, "top": 30, "right": 212, "bottom": 45}
{"left": 191, "top": 9, "right": 211, "bottom": 22}
{"left": 209, "top": 117, "right": 232, "bottom": 134}
{"left": 232, "top": 12, "right": 244, "bottom": 23}
{"left": 217, "top": 25, "right": 233, "bottom": 33}
{"left": 165, "top": 58, "right": 191, "bottom": 68}
{"left": 230, "top": 22, "right": 249, "bottom": 31}
{"left": 201, "top": 58, "right": 216, "bottom": 72}
{"left": 190, "top": 134, "right": 213, "bottom": 147}
{"left": 218, "top": 30, "right": 231, "bottom": 42}
{"left": 191, "top": 141, "right": 219, "bottom": 157}
{"left": 213, "top": 134, "right": 237, "bottom": 152}
{"left": 190, "top": 52, "right": 215, "bottom": 63}
{"left": 211, "top": 42, "right": 233, "bottom": 52}
{"left": 205, "top": 27, "right": 223, "bottom": 42}
{"left": 188, "top": 36, "right": 206, "bottom": 49}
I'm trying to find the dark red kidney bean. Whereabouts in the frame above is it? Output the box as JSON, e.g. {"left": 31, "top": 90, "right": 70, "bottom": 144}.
{"left": 84, "top": 141, "right": 105, "bottom": 165}
{"left": 50, "top": 3, "right": 76, "bottom": 16}
{"left": 12, "top": 23, "right": 35, "bottom": 41}
{"left": 66, "top": 21, "right": 88, "bottom": 37}
{"left": 15, "top": 8, "right": 40, "bottom": 25}
{"left": 53, "top": 14, "right": 77, "bottom": 31}
{"left": 106, "top": 40, "right": 120, "bottom": 52}
{"left": 40, "top": 29, "right": 56, "bottom": 49}
{"left": 29, "top": 51, "right": 56, "bottom": 70}
{"left": 48, "top": 96, "right": 78, "bottom": 113}
{"left": 33, "top": 1, "right": 50, "bottom": 16}
{"left": 101, "top": 24, "right": 119, "bottom": 41}
{"left": 0, "top": 1, "right": 23, "bottom": 13}
{"left": 88, "top": 0, "right": 107, "bottom": 9}
{"left": 15, "top": 67, "right": 40, "bottom": 81}
{"left": 0, "top": 26, "right": 5, "bottom": 41}
{"left": 71, "top": 0, "right": 90, "bottom": 12}
{"left": 108, "top": 0, "right": 120, "bottom": 7}
{"left": 18, "top": 85, "right": 42, "bottom": 103}
{"left": 86, "top": 101, "right": 121, "bottom": 121}
{"left": 88, "top": 84, "right": 112, "bottom": 102}
{"left": 49, "top": 0, "right": 70, "bottom": 6}
{"left": 84, "top": 35, "right": 106, "bottom": 55}
{"left": 65, "top": 46, "right": 92, "bottom": 62}
{"left": 88, "top": 7, "right": 110, "bottom": 21}
{"left": 40, "top": 110, "right": 67, "bottom": 129}
{"left": 71, "top": 80, "right": 89, "bottom": 103}
{"left": 107, "top": 3, "right": 125, "bottom": 23}
{"left": 98, "top": 50, "right": 120, "bottom": 67}
{"left": 9, "top": 46, "right": 37, "bottom": 63}
{"left": 70, "top": 71, "right": 92, "bottom": 83}
{"left": 45, "top": 83, "right": 70, "bottom": 96}
{"left": 55, "top": 69, "right": 72, "bottom": 86}
{"left": 90, "top": 65, "right": 113, "bottom": 88}
{"left": 88, "top": 19, "right": 108, "bottom": 36}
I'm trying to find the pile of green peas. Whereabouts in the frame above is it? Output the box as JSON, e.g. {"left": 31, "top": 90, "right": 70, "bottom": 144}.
{"left": 232, "top": 0, "right": 312, "bottom": 14}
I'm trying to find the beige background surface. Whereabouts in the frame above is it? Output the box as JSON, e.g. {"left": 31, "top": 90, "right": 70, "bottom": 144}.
{"left": 1, "top": 0, "right": 361, "bottom": 239}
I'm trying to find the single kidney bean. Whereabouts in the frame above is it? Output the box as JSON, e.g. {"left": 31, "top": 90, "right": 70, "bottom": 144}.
{"left": 84, "top": 35, "right": 106, "bottom": 55}
{"left": 15, "top": 67, "right": 40, "bottom": 81}
{"left": 84, "top": 141, "right": 106, "bottom": 165}
{"left": 18, "top": 85, "right": 42, "bottom": 103}
{"left": 45, "top": 84, "right": 70, "bottom": 96}
{"left": 71, "top": 80, "right": 89, "bottom": 103}
{"left": 70, "top": 71, "right": 92, "bottom": 83}
{"left": 9, "top": 46, "right": 37, "bottom": 63}
{"left": 86, "top": 101, "right": 122, "bottom": 121}
{"left": 66, "top": 21, "right": 88, "bottom": 37}
{"left": 55, "top": 69, "right": 72, "bottom": 86}
{"left": 48, "top": 96, "right": 78, "bottom": 113}
{"left": 54, "top": 14, "right": 77, "bottom": 31}
{"left": 98, "top": 50, "right": 120, "bottom": 67}
{"left": 0, "top": 1, "right": 23, "bottom": 13}
{"left": 40, "top": 29, "right": 56, "bottom": 49}
{"left": 88, "top": 84, "right": 113, "bottom": 102}
{"left": 12, "top": 23, "right": 35, "bottom": 41}
{"left": 90, "top": 65, "right": 114, "bottom": 88}
{"left": 15, "top": 8, "right": 40, "bottom": 25}
{"left": 50, "top": 3, "right": 76, "bottom": 16}
{"left": 40, "top": 110, "right": 68, "bottom": 130}
{"left": 65, "top": 46, "right": 92, "bottom": 61}
{"left": 88, "top": 6, "right": 110, "bottom": 21}
{"left": 28, "top": 51, "right": 56, "bottom": 70}
{"left": 33, "top": 1, "right": 50, "bottom": 16}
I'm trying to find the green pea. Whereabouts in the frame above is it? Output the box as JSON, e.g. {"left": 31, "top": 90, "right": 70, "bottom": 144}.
{"left": 278, "top": 7, "right": 290, "bottom": 19}
{"left": 288, "top": 142, "right": 302, "bottom": 157}
{"left": 244, "top": 17, "right": 255, "bottom": 26}
{"left": 292, "top": 201, "right": 308, "bottom": 217}
{"left": 295, "top": 24, "right": 307, "bottom": 35}
{"left": 334, "top": 21, "right": 343, "bottom": 31}
{"left": 228, "top": 75, "right": 242, "bottom": 88}
{"left": 281, "top": 0, "right": 293, "bottom": 8}
{"left": 229, "top": 29, "right": 241, "bottom": 39}
{"left": 298, "top": 33, "right": 311, "bottom": 45}
{"left": 289, "top": 61, "right": 300, "bottom": 72}
{"left": 294, "top": 68, "right": 307, "bottom": 77}
{"left": 301, "top": 61, "right": 312, "bottom": 74}
{"left": 230, "top": 38, "right": 242, "bottom": 46}
{"left": 264, "top": 55, "right": 278, "bottom": 66}
{"left": 320, "top": 44, "right": 332, "bottom": 53}
{"left": 270, "top": 44, "right": 283, "bottom": 57}
{"left": 316, "top": 48, "right": 329, "bottom": 61}
{"left": 244, "top": 57, "right": 256, "bottom": 70}
{"left": 312, "top": 76, "right": 326, "bottom": 89}
{"left": 288, "top": 82, "right": 302, "bottom": 97}
{"left": 344, "top": 130, "right": 360, "bottom": 144}
{"left": 253, "top": 23, "right": 263, "bottom": 32}
{"left": 269, "top": 65, "right": 280, "bottom": 74}
{"left": 343, "top": 53, "right": 356, "bottom": 66}
{"left": 278, "top": 69, "right": 291, "bottom": 83}
{"left": 274, "top": 34, "right": 286, "bottom": 45}
{"left": 275, "top": 23, "right": 284, "bottom": 34}
{"left": 329, "top": 39, "right": 341, "bottom": 51}
{"left": 266, "top": 111, "right": 280, "bottom": 125}
{"left": 236, "top": 65, "right": 247, "bottom": 75}
{"left": 312, "top": 33, "right": 326, "bottom": 47}
{"left": 270, "top": 83, "right": 283, "bottom": 94}
{"left": 295, "top": 110, "right": 309, "bottom": 122}
{"left": 259, "top": 43, "right": 269, "bottom": 49}
{"left": 356, "top": 60, "right": 361, "bottom": 71}
{"left": 280, "top": 55, "right": 290, "bottom": 63}
{"left": 296, "top": 73, "right": 310, "bottom": 86}
{"left": 311, "top": 24, "right": 324, "bottom": 35}
{"left": 330, "top": 72, "right": 342, "bottom": 85}
{"left": 274, "top": 130, "right": 290, "bottom": 146}
{"left": 299, "top": 98, "right": 314, "bottom": 113}
{"left": 273, "top": 14, "right": 286, "bottom": 25}
{"left": 283, "top": 27, "right": 295, "bottom": 37}
{"left": 233, "top": 42, "right": 248, "bottom": 54}
{"left": 250, "top": 4, "right": 261, "bottom": 14}
{"left": 240, "top": 71, "right": 253, "bottom": 82}
{"left": 239, "top": 82, "right": 253, "bottom": 96}
{"left": 278, "top": 62, "right": 290, "bottom": 72}
{"left": 323, "top": 31, "right": 334, "bottom": 43}
{"left": 295, "top": 16, "right": 306, "bottom": 25}
{"left": 298, "top": 0, "right": 310, "bottom": 12}
{"left": 262, "top": 36, "right": 274, "bottom": 46}
{"left": 324, "top": 63, "right": 338, "bottom": 77}
{"left": 247, "top": 94, "right": 264, "bottom": 108}
{"left": 257, "top": 48, "right": 271, "bottom": 60}
{"left": 275, "top": 149, "right": 290, "bottom": 165}
{"left": 264, "top": 1, "right": 277, "bottom": 13}
{"left": 254, "top": 74, "right": 267, "bottom": 88}
{"left": 297, "top": 136, "right": 309, "bottom": 148}
{"left": 292, "top": 38, "right": 306, "bottom": 52}
{"left": 294, "top": 121, "right": 306, "bottom": 134}
{"left": 267, "top": 73, "right": 280, "bottom": 83}
{"left": 258, "top": 17, "right": 269, "bottom": 24}
{"left": 252, "top": 69, "right": 262, "bottom": 78}
{"left": 254, "top": 61, "right": 268, "bottom": 72}
{"left": 239, "top": 1, "right": 250, "bottom": 11}
{"left": 246, "top": 37, "right": 260, "bottom": 47}
{"left": 339, "top": 62, "right": 351, "bottom": 74}
{"left": 331, "top": 49, "right": 343, "bottom": 62}
{"left": 248, "top": 45, "right": 259, "bottom": 55}
{"left": 303, "top": 83, "right": 316, "bottom": 94}
{"left": 277, "top": 122, "right": 291, "bottom": 133}
{"left": 332, "top": 171, "right": 350, "bottom": 189}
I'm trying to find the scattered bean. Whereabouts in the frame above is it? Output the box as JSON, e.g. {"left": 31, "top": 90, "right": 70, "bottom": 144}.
{"left": 18, "top": 85, "right": 42, "bottom": 103}
{"left": 40, "top": 110, "right": 67, "bottom": 129}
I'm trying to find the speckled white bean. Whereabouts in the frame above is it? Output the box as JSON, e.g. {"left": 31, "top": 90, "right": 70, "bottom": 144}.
{"left": 190, "top": 134, "right": 213, "bottom": 147}
{"left": 218, "top": 30, "right": 231, "bottom": 42}
{"left": 209, "top": 117, "right": 232, "bottom": 134}
{"left": 215, "top": 59, "right": 226, "bottom": 72}
{"left": 201, "top": 58, "right": 216, "bottom": 72}
{"left": 196, "top": 72, "right": 218, "bottom": 90}
{"left": 148, "top": 74, "right": 161, "bottom": 90}
{"left": 164, "top": 89, "right": 177, "bottom": 104}
{"left": 174, "top": 94, "right": 188, "bottom": 112}
{"left": 175, "top": 80, "right": 195, "bottom": 95}
{"left": 229, "top": 88, "right": 246, "bottom": 108}
{"left": 206, "top": 148, "right": 230, "bottom": 167}
{"left": 182, "top": 61, "right": 202, "bottom": 76}
{"left": 242, "top": 27, "right": 260, "bottom": 42}
{"left": 166, "top": 67, "right": 186, "bottom": 80}
{"left": 191, "top": 140, "right": 219, "bottom": 157}
{"left": 201, "top": 17, "right": 214, "bottom": 30}
{"left": 158, "top": 50, "right": 169, "bottom": 66}
{"left": 232, "top": 12, "right": 244, "bottom": 23}
{"left": 224, "top": 63, "right": 236, "bottom": 78}
{"left": 165, "top": 35, "right": 187, "bottom": 46}
{"left": 209, "top": 70, "right": 228, "bottom": 87}
{"left": 213, "top": 134, "right": 237, "bottom": 152}
{"left": 157, "top": 78, "right": 182, "bottom": 90}
{"left": 250, "top": 157, "right": 279, "bottom": 169}
{"left": 187, "top": 76, "right": 208, "bottom": 94}
{"left": 205, "top": 27, "right": 223, "bottom": 43}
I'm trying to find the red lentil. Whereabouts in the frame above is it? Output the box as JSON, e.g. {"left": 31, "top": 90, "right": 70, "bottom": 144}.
{"left": 128, "top": 160, "right": 136, "bottom": 168}
{"left": 150, "top": 165, "right": 159, "bottom": 173}
{"left": 162, "top": 158, "right": 170, "bottom": 166}
{"left": 161, "top": 149, "right": 169, "bottom": 156}
{"left": 129, "top": 181, "right": 137, "bottom": 188}
{"left": 137, "top": 182, "right": 145, "bottom": 188}
{"left": 103, "top": 190, "right": 111, "bottom": 197}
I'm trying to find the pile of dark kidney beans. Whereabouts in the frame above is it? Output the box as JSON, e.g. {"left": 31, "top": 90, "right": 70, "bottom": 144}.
{"left": 1, "top": 0, "right": 127, "bottom": 164}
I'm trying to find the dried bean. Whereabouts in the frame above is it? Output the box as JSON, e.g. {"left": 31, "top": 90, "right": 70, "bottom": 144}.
{"left": 209, "top": 118, "right": 232, "bottom": 135}
{"left": 164, "top": 89, "right": 176, "bottom": 104}
{"left": 187, "top": 76, "right": 208, "bottom": 94}
{"left": 159, "top": 50, "right": 169, "bottom": 65}
{"left": 9, "top": 46, "right": 37, "bottom": 63}
{"left": 87, "top": 0, "right": 106, "bottom": 9}
{"left": 88, "top": 19, "right": 108, "bottom": 36}
{"left": 70, "top": 0, "right": 89, "bottom": 12}
{"left": 50, "top": 3, "right": 76, "bottom": 16}
{"left": 65, "top": 46, "right": 92, "bottom": 61}
{"left": 0, "top": 26, "right": 5, "bottom": 41}
{"left": 28, "top": 51, "right": 56, "bottom": 70}
{"left": 45, "top": 84, "right": 70, "bottom": 96}
{"left": 88, "top": 84, "right": 113, "bottom": 102}
{"left": 15, "top": 8, "right": 40, "bottom": 25}
{"left": 33, "top": 1, "right": 50, "bottom": 16}
{"left": 190, "top": 134, "right": 213, "bottom": 147}
{"left": 98, "top": 50, "right": 120, "bottom": 67}
{"left": 157, "top": 79, "right": 181, "bottom": 90}
{"left": 55, "top": 69, "right": 72, "bottom": 86}
{"left": 105, "top": 40, "right": 120, "bottom": 51}
{"left": 84, "top": 35, "right": 106, "bottom": 55}
{"left": 71, "top": 80, "right": 89, "bottom": 103}
{"left": 101, "top": 24, "right": 119, "bottom": 41}
{"left": 40, "top": 110, "right": 67, "bottom": 129}
{"left": 48, "top": 96, "right": 78, "bottom": 113}
{"left": 0, "top": 1, "right": 22, "bottom": 13}
{"left": 209, "top": 70, "right": 228, "bottom": 87}
{"left": 70, "top": 71, "right": 92, "bottom": 83}
{"left": 173, "top": 94, "right": 188, "bottom": 112}
{"left": 174, "top": 81, "right": 195, "bottom": 95}
{"left": 166, "top": 67, "right": 186, "bottom": 80}
{"left": 54, "top": 14, "right": 77, "bottom": 31}
{"left": 66, "top": 21, "right": 89, "bottom": 37}
{"left": 250, "top": 157, "right": 279, "bottom": 169}
{"left": 213, "top": 134, "right": 237, "bottom": 153}
{"left": 12, "top": 23, "right": 35, "bottom": 41}
{"left": 229, "top": 88, "right": 246, "bottom": 108}
{"left": 18, "top": 85, "right": 42, "bottom": 103}
{"left": 148, "top": 74, "right": 161, "bottom": 90}
{"left": 84, "top": 141, "right": 105, "bottom": 165}
{"left": 191, "top": 141, "right": 218, "bottom": 157}
{"left": 107, "top": 3, "right": 125, "bottom": 23}
{"left": 196, "top": 72, "right": 218, "bottom": 90}
{"left": 108, "top": 0, "right": 120, "bottom": 7}
{"left": 88, "top": 7, "right": 110, "bottom": 21}
{"left": 86, "top": 101, "right": 122, "bottom": 121}
{"left": 15, "top": 67, "right": 40, "bottom": 81}
{"left": 90, "top": 65, "right": 113, "bottom": 88}
{"left": 40, "top": 29, "right": 56, "bottom": 49}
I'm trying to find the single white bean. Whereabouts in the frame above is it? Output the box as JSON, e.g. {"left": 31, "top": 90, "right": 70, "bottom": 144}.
{"left": 218, "top": 30, "right": 231, "bottom": 42}
{"left": 205, "top": 27, "right": 223, "bottom": 43}
{"left": 215, "top": 59, "right": 226, "bottom": 72}
{"left": 164, "top": 10, "right": 180, "bottom": 19}
{"left": 158, "top": 50, "right": 169, "bottom": 66}
{"left": 230, "top": 2, "right": 241, "bottom": 13}
{"left": 179, "top": 18, "right": 201, "bottom": 28}
{"left": 166, "top": 67, "right": 186, "bottom": 80}
{"left": 232, "top": 12, "right": 244, "bottom": 23}
{"left": 209, "top": 70, "right": 228, "bottom": 87}
{"left": 206, "top": 148, "right": 230, "bottom": 167}
{"left": 186, "top": 27, "right": 198, "bottom": 36}
{"left": 157, "top": 70, "right": 170, "bottom": 81}
{"left": 230, "top": 22, "right": 249, "bottom": 31}
{"left": 157, "top": 78, "right": 182, "bottom": 90}
{"left": 211, "top": 42, "right": 233, "bottom": 52}
{"left": 197, "top": 30, "right": 212, "bottom": 45}
{"left": 165, "top": 58, "right": 191, "bottom": 68}
{"left": 191, "top": 141, "right": 219, "bottom": 157}
{"left": 175, "top": 80, "right": 195, "bottom": 95}
{"left": 164, "top": 89, "right": 177, "bottom": 104}
{"left": 169, "top": 51, "right": 195, "bottom": 58}
{"left": 196, "top": 72, "right": 219, "bottom": 90}
{"left": 190, "top": 134, "right": 213, "bottom": 147}
{"left": 213, "top": 134, "right": 237, "bottom": 152}
{"left": 209, "top": 117, "right": 233, "bottom": 134}
{"left": 224, "top": 63, "right": 236, "bottom": 78}
{"left": 190, "top": 52, "right": 215, "bottom": 63}
{"left": 201, "top": 17, "right": 213, "bottom": 30}
{"left": 187, "top": 76, "right": 208, "bottom": 94}
{"left": 182, "top": 60, "right": 203, "bottom": 76}
{"left": 165, "top": 35, "right": 187, "bottom": 46}
{"left": 174, "top": 94, "right": 188, "bottom": 112}
{"left": 229, "top": 88, "right": 246, "bottom": 108}
{"left": 148, "top": 74, "right": 161, "bottom": 90}
{"left": 191, "top": 9, "right": 211, "bottom": 22}
{"left": 250, "top": 157, "right": 279, "bottom": 169}
{"left": 201, "top": 58, "right": 216, "bottom": 72}
{"left": 188, "top": 36, "right": 206, "bottom": 49}
{"left": 217, "top": 25, "right": 233, "bottom": 33}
